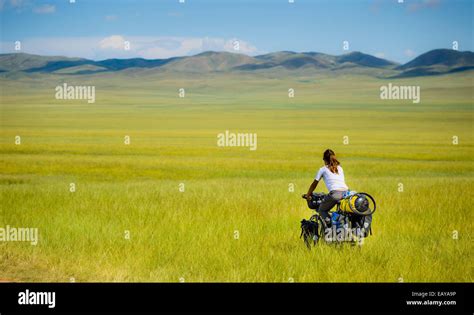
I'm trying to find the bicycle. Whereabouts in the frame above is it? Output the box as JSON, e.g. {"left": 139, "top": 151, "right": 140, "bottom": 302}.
{"left": 300, "top": 192, "right": 376, "bottom": 248}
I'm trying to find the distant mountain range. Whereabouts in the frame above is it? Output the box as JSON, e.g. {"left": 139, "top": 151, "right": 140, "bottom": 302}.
{"left": 0, "top": 49, "right": 473, "bottom": 78}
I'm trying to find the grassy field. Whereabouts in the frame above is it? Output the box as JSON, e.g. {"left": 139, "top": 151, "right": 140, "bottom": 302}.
{"left": 0, "top": 70, "right": 473, "bottom": 282}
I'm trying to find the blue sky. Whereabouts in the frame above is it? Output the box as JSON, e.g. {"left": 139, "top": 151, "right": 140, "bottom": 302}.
{"left": 0, "top": 0, "right": 472, "bottom": 62}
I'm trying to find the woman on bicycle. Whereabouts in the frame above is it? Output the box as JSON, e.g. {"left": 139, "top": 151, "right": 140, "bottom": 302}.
{"left": 305, "top": 149, "right": 348, "bottom": 226}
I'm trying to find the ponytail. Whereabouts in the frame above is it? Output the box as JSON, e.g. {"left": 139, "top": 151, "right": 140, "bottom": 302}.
{"left": 323, "top": 149, "right": 340, "bottom": 174}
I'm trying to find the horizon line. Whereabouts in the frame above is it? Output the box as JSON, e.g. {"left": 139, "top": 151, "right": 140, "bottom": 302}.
{"left": 1, "top": 48, "right": 472, "bottom": 65}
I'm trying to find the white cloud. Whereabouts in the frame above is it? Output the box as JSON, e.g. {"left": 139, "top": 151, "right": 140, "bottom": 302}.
{"left": 0, "top": 0, "right": 28, "bottom": 11}
{"left": 105, "top": 15, "right": 118, "bottom": 21}
{"left": 404, "top": 49, "right": 416, "bottom": 58}
{"left": 408, "top": 0, "right": 441, "bottom": 12}
{"left": 0, "top": 0, "right": 56, "bottom": 14}
{"left": 143, "top": 36, "right": 260, "bottom": 58}
{"left": 0, "top": 37, "right": 102, "bottom": 59}
{"left": 99, "top": 35, "right": 127, "bottom": 50}
{"left": 374, "top": 52, "right": 385, "bottom": 58}
{"left": 134, "top": 36, "right": 260, "bottom": 59}
{"left": 0, "top": 35, "right": 262, "bottom": 60}
{"left": 9, "top": 0, "right": 26, "bottom": 8}
{"left": 33, "top": 4, "right": 55, "bottom": 14}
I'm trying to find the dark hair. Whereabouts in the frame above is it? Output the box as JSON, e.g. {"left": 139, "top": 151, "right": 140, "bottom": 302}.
{"left": 323, "top": 149, "right": 340, "bottom": 174}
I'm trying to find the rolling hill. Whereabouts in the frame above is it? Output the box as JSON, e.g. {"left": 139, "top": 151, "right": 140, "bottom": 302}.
{"left": 0, "top": 53, "right": 85, "bottom": 72}
{"left": 336, "top": 51, "right": 397, "bottom": 68}
{"left": 0, "top": 49, "right": 472, "bottom": 78}
{"left": 395, "top": 49, "right": 474, "bottom": 77}
{"left": 159, "top": 51, "right": 258, "bottom": 72}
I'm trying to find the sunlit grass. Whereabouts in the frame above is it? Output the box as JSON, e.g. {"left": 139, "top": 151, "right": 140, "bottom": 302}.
{"left": 0, "top": 72, "right": 472, "bottom": 282}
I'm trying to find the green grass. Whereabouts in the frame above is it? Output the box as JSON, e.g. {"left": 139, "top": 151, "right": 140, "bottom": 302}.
{"left": 0, "top": 71, "right": 473, "bottom": 282}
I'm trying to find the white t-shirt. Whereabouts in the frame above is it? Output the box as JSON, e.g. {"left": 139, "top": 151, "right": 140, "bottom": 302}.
{"left": 315, "top": 165, "right": 348, "bottom": 192}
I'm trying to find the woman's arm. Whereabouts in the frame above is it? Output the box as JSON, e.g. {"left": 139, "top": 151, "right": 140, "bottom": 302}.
{"left": 305, "top": 180, "right": 319, "bottom": 199}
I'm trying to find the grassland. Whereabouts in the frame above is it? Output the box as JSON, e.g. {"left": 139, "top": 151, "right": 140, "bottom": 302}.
{"left": 0, "top": 70, "right": 473, "bottom": 282}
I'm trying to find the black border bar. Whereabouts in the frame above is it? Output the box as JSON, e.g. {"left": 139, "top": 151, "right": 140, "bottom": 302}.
{"left": 0, "top": 282, "right": 472, "bottom": 313}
